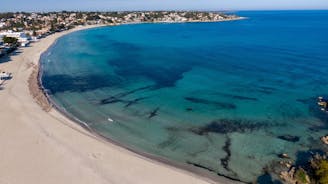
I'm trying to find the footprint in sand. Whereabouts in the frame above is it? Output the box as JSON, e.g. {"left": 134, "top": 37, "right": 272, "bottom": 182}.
{"left": 90, "top": 152, "right": 103, "bottom": 160}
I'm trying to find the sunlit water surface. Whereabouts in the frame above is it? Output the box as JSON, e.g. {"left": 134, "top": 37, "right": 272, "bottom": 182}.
{"left": 41, "top": 11, "right": 328, "bottom": 182}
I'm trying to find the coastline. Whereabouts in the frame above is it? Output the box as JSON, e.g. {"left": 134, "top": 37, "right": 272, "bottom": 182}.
{"left": 37, "top": 25, "right": 243, "bottom": 183}
{"left": 0, "top": 23, "right": 240, "bottom": 184}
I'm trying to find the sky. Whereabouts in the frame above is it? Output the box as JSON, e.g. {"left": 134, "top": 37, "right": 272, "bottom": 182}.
{"left": 1, "top": 0, "right": 328, "bottom": 12}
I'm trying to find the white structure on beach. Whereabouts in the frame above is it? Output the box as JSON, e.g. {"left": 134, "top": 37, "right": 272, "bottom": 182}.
{"left": 0, "top": 72, "right": 11, "bottom": 80}
{"left": 0, "top": 30, "right": 30, "bottom": 47}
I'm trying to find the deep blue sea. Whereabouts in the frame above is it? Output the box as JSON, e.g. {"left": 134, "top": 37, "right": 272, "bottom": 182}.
{"left": 41, "top": 11, "right": 328, "bottom": 183}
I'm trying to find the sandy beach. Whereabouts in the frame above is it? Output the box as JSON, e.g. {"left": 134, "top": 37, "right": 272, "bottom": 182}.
{"left": 0, "top": 25, "right": 236, "bottom": 184}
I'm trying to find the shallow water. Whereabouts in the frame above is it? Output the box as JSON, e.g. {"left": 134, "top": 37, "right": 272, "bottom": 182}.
{"left": 41, "top": 11, "right": 328, "bottom": 182}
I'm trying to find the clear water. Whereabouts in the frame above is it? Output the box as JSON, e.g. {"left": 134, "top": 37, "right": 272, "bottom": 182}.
{"left": 41, "top": 11, "right": 328, "bottom": 183}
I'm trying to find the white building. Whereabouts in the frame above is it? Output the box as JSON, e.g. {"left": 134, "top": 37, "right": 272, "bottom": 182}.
{"left": 0, "top": 30, "right": 30, "bottom": 47}
{"left": 0, "top": 22, "right": 5, "bottom": 28}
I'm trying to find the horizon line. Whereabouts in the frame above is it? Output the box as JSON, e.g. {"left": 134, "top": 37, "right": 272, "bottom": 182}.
{"left": 0, "top": 9, "right": 328, "bottom": 13}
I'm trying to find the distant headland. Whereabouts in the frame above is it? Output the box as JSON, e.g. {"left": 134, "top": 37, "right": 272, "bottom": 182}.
{"left": 0, "top": 11, "right": 242, "bottom": 56}
{"left": 0, "top": 11, "right": 242, "bottom": 33}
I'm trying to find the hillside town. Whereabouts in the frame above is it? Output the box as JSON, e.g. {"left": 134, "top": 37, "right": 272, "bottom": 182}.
{"left": 0, "top": 11, "right": 240, "bottom": 57}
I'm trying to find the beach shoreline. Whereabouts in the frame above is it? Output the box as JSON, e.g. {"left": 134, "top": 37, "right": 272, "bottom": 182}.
{"left": 36, "top": 25, "right": 243, "bottom": 184}
{"left": 0, "top": 23, "right": 240, "bottom": 184}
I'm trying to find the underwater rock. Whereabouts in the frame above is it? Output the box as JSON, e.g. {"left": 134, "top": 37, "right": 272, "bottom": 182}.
{"left": 42, "top": 74, "right": 121, "bottom": 93}
{"left": 115, "top": 85, "right": 155, "bottom": 98}
{"left": 186, "top": 161, "right": 215, "bottom": 172}
{"left": 158, "top": 134, "right": 179, "bottom": 149}
{"left": 184, "top": 97, "right": 236, "bottom": 109}
{"left": 257, "top": 86, "right": 276, "bottom": 91}
{"left": 187, "top": 161, "right": 243, "bottom": 183}
{"left": 278, "top": 153, "right": 290, "bottom": 159}
{"left": 307, "top": 97, "right": 328, "bottom": 130}
{"left": 276, "top": 103, "right": 303, "bottom": 120}
{"left": 251, "top": 85, "right": 277, "bottom": 95}
{"left": 148, "top": 107, "right": 159, "bottom": 119}
{"left": 296, "top": 98, "right": 314, "bottom": 105}
{"left": 124, "top": 97, "right": 149, "bottom": 107}
{"left": 190, "top": 118, "right": 274, "bottom": 135}
{"left": 230, "top": 95, "right": 258, "bottom": 101}
{"left": 186, "top": 107, "right": 193, "bottom": 111}
{"left": 108, "top": 51, "right": 193, "bottom": 88}
{"left": 125, "top": 100, "right": 137, "bottom": 107}
{"left": 100, "top": 96, "right": 124, "bottom": 104}
{"left": 100, "top": 85, "right": 153, "bottom": 106}
{"left": 215, "top": 92, "right": 258, "bottom": 101}
{"left": 277, "top": 135, "right": 300, "bottom": 143}
{"left": 256, "top": 89, "right": 274, "bottom": 95}
{"left": 220, "top": 137, "right": 232, "bottom": 171}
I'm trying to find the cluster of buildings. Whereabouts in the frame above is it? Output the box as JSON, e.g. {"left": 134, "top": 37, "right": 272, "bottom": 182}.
{"left": 102, "top": 11, "right": 238, "bottom": 23}
{"left": 0, "top": 30, "right": 29, "bottom": 57}
{"left": 0, "top": 11, "right": 239, "bottom": 57}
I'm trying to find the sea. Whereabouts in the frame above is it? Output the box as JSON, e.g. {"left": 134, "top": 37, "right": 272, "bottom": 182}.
{"left": 41, "top": 10, "right": 328, "bottom": 183}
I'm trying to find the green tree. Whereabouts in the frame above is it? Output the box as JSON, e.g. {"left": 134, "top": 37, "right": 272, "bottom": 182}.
{"left": 294, "top": 168, "right": 310, "bottom": 184}
{"left": 3, "top": 36, "right": 18, "bottom": 44}
{"left": 86, "top": 15, "right": 100, "bottom": 21}
{"left": 0, "top": 12, "right": 14, "bottom": 19}
{"left": 316, "top": 160, "right": 328, "bottom": 184}
{"left": 50, "top": 22, "right": 55, "bottom": 32}
{"left": 76, "top": 12, "right": 83, "bottom": 19}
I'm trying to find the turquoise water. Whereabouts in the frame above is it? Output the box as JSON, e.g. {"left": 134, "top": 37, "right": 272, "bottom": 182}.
{"left": 41, "top": 11, "right": 328, "bottom": 183}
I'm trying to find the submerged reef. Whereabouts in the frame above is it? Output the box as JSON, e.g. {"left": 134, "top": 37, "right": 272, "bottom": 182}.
{"left": 277, "top": 135, "right": 300, "bottom": 143}
{"left": 221, "top": 137, "right": 232, "bottom": 171}
{"left": 185, "top": 107, "right": 193, "bottom": 111}
{"left": 100, "top": 96, "right": 123, "bottom": 104}
{"left": 148, "top": 107, "right": 160, "bottom": 119}
{"left": 100, "top": 95, "right": 150, "bottom": 106}
{"left": 186, "top": 160, "right": 246, "bottom": 183}
{"left": 99, "top": 85, "right": 153, "bottom": 105}
{"left": 190, "top": 118, "right": 278, "bottom": 135}
{"left": 297, "top": 96, "right": 328, "bottom": 131}
{"left": 107, "top": 41, "right": 193, "bottom": 89}
{"left": 113, "top": 85, "right": 155, "bottom": 98}
{"left": 43, "top": 74, "right": 121, "bottom": 93}
{"left": 230, "top": 84, "right": 277, "bottom": 95}
{"left": 215, "top": 92, "right": 258, "bottom": 101}
{"left": 184, "top": 97, "right": 236, "bottom": 110}
{"left": 186, "top": 161, "right": 215, "bottom": 172}
{"left": 124, "top": 97, "right": 149, "bottom": 107}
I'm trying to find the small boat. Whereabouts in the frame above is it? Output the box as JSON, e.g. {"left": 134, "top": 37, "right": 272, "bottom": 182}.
{"left": 107, "top": 117, "right": 114, "bottom": 122}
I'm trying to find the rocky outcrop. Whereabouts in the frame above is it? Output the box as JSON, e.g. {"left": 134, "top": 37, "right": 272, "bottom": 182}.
{"left": 277, "top": 135, "right": 300, "bottom": 142}
{"left": 280, "top": 167, "right": 310, "bottom": 184}
{"left": 278, "top": 153, "right": 290, "bottom": 159}
{"left": 321, "top": 135, "right": 328, "bottom": 145}
{"left": 280, "top": 167, "right": 297, "bottom": 184}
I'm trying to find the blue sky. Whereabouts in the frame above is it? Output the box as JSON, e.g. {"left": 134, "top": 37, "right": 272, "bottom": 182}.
{"left": 1, "top": 0, "right": 328, "bottom": 12}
